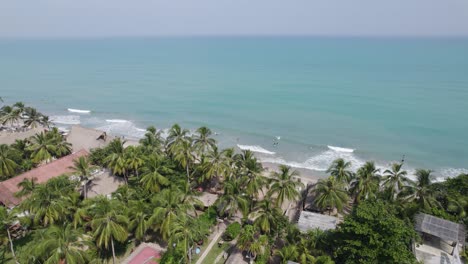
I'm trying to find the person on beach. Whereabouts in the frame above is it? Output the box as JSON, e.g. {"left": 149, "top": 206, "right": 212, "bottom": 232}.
{"left": 97, "top": 132, "right": 107, "bottom": 141}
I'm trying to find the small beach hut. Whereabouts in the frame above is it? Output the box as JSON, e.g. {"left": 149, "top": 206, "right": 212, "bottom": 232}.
{"left": 413, "top": 213, "right": 465, "bottom": 264}
{"left": 297, "top": 211, "right": 339, "bottom": 232}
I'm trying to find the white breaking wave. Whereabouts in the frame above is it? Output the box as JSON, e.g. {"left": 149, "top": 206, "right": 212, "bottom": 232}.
{"left": 438, "top": 168, "right": 468, "bottom": 180}
{"left": 97, "top": 120, "right": 146, "bottom": 139}
{"left": 327, "top": 145, "right": 354, "bottom": 153}
{"left": 50, "top": 115, "right": 80, "bottom": 125}
{"left": 261, "top": 149, "right": 364, "bottom": 172}
{"left": 56, "top": 126, "right": 70, "bottom": 133}
{"left": 106, "top": 119, "right": 130, "bottom": 123}
{"left": 67, "top": 108, "right": 91, "bottom": 114}
{"left": 237, "top": 144, "right": 276, "bottom": 155}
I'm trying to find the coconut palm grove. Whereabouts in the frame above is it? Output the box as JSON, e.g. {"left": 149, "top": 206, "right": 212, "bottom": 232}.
{"left": 0, "top": 103, "right": 467, "bottom": 264}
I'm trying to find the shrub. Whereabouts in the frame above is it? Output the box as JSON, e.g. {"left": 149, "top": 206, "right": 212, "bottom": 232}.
{"left": 223, "top": 222, "right": 241, "bottom": 241}
{"left": 199, "top": 206, "right": 218, "bottom": 226}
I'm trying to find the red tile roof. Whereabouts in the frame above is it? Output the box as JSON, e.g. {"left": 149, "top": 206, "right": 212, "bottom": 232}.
{"left": 0, "top": 149, "right": 89, "bottom": 207}
{"left": 123, "top": 243, "right": 162, "bottom": 264}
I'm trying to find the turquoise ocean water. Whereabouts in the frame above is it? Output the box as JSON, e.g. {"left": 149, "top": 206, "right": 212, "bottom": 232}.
{"left": 1, "top": 37, "right": 467, "bottom": 179}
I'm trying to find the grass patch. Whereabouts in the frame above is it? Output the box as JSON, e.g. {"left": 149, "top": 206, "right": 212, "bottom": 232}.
{"left": 203, "top": 238, "right": 230, "bottom": 264}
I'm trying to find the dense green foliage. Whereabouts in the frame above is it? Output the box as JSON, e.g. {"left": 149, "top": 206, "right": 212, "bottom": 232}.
{"left": 0, "top": 102, "right": 71, "bottom": 181}
{"left": 0, "top": 128, "right": 71, "bottom": 180}
{"left": 224, "top": 222, "right": 241, "bottom": 241}
{"left": 332, "top": 200, "right": 417, "bottom": 264}
{"left": 0, "top": 102, "right": 50, "bottom": 129}
{"left": 1, "top": 114, "right": 467, "bottom": 264}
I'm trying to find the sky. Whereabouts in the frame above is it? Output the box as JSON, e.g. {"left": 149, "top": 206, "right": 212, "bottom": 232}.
{"left": 1, "top": 0, "right": 468, "bottom": 38}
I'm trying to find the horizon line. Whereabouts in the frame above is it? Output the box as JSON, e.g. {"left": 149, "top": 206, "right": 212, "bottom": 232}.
{"left": 1, "top": 33, "right": 468, "bottom": 41}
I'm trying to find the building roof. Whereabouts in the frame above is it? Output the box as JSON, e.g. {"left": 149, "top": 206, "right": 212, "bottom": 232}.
{"left": 0, "top": 149, "right": 89, "bottom": 207}
{"left": 123, "top": 243, "right": 162, "bottom": 264}
{"left": 198, "top": 192, "right": 218, "bottom": 207}
{"left": 287, "top": 261, "right": 300, "bottom": 264}
{"left": 297, "top": 211, "right": 339, "bottom": 232}
{"left": 415, "top": 213, "right": 466, "bottom": 247}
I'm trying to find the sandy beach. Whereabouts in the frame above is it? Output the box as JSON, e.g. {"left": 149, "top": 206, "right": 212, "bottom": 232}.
{"left": 66, "top": 125, "right": 139, "bottom": 152}
{"left": 2, "top": 124, "right": 321, "bottom": 185}
{"left": 0, "top": 127, "right": 44, "bottom": 145}
{"left": 262, "top": 162, "right": 322, "bottom": 185}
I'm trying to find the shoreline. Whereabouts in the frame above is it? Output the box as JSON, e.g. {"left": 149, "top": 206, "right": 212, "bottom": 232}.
{"left": 2, "top": 123, "right": 466, "bottom": 182}
{"left": 1, "top": 124, "right": 322, "bottom": 184}
{"left": 262, "top": 162, "right": 322, "bottom": 185}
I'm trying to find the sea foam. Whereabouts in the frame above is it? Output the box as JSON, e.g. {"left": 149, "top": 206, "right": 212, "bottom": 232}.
{"left": 97, "top": 119, "right": 146, "bottom": 139}
{"left": 50, "top": 115, "right": 80, "bottom": 125}
{"left": 68, "top": 108, "right": 91, "bottom": 114}
{"left": 261, "top": 148, "right": 364, "bottom": 172}
{"left": 106, "top": 119, "right": 130, "bottom": 123}
{"left": 237, "top": 144, "right": 276, "bottom": 155}
{"left": 327, "top": 145, "right": 354, "bottom": 153}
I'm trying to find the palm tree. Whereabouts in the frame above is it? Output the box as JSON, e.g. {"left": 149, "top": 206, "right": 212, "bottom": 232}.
{"left": 173, "top": 140, "right": 196, "bottom": 184}
{"left": 23, "top": 107, "right": 43, "bottom": 128}
{"left": 27, "top": 132, "right": 56, "bottom": 163}
{"left": 70, "top": 156, "right": 95, "bottom": 198}
{"left": 0, "top": 207, "right": 19, "bottom": 264}
{"left": 268, "top": 165, "right": 304, "bottom": 208}
{"left": 313, "top": 176, "right": 349, "bottom": 214}
{"left": 216, "top": 178, "right": 249, "bottom": 218}
{"left": 327, "top": 158, "right": 353, "bottom": 183}
{"left": 88, "top": 197, "right": 129, "bottom": 264}
{"left": 276, "top": 244, "right": 299, "bottom": 264}
{"left": 382, "top": 163, "right": 410, "bottom": 201}
{"left": 40, "top": 115, "right": 52, "bottom": 129}
{"left": 199, "top": 146, "right": 228, "bottom": 183}
{"left": 350, "top": 161, "right": 381, "bottom": 203}
{"left": 237, "top": 225, "right": 268, "bottom": 261}
{"left": 402, "top": 169, "right": 439, "bottom": 210}
{"left": 15, "top": 177, "right": 38, "bottom": 197}
{"left": 12, "top": 102, "right": 25, "bottom": 114}
{"left": 166, "top": 123, "right": 189, "bottom": 154}
{"left": 124, "top": 146, "right": 144, "bottom": 178}
{"left": 251, "top": 199, "right": 284, "bottom": 234}
{"left": 139, "top": 155, "right": 171, "bottom": 192}
{"left": 0, "top": 106, "right": 21, "bottom": 127}
{"left": 28, "top": 224, "right": 93, "bottom": 264}
{"left": 169, "top": 215, "right": 205, "bottom": 264}
{"left": 192, "top": 126, "right": 216, "bottom": 154}
{"left": 139, "top": 126, "right": 163, "bottom": 153}
{"left": 222, "top": 148, "right": 236, "bottom": 180}
{"left": 296, "top": 237, "right": 317, "bottom": 264}
{"left": 0, "top": 144, "right": 18, "bottom": 179}
{"left": 47, "top": 127, "right": 72, "bottom": 157}
{"left": 21, "top": 176, "right": 77, "bottom": 226}
{"left": 104, "top": 138, "right": 128, "bottom": 181}
{"left": 128, "top": 200, "right": 151, "bottom": 242}
{"left": 150, "top": 187, "right": 195, "bottom": 241}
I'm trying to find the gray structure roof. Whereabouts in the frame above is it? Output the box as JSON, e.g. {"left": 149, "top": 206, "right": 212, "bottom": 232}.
{"left": 415, "top": 213, "right": 466, "bottom": 247}
{"left": 287, "top": 261, "right": 300, "bottom": 264}
{"left": 297, "top": 211, "right": 339, "bottom": 232}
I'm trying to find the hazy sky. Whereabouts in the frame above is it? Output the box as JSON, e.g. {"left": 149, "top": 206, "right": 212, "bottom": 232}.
{"left": 1, "top": 0, "right": 468, "bottom": 37}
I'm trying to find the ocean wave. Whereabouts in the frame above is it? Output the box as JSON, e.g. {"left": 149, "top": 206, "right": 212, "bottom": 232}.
{"left": 67, "top": 108, "right": 91, "bottom": 114}
{"left": 237, "top": 144, "right": 276, "bottom": 155}
{"left": 97, "top": 120, "right": 146, "bottom": 139}
{"left": 106, "top": 119, "right": 130, "bottom": 123}
{"left": 327, "top": 145, "right": 354, "bottom": 153}
{"left": 50, "top": 115, "right": 80, "bottom": 125}
{"left": 56, "top": 126, "right": 70, "bottom": 132}
{"left": 438, "top": 168, "right": 468, "bottom": 180}
{"left": 261, "top": 149, "right": 364, "bottom": 172}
